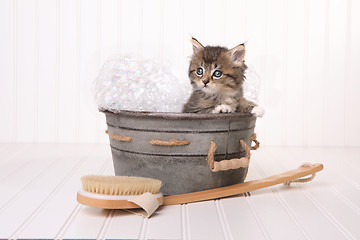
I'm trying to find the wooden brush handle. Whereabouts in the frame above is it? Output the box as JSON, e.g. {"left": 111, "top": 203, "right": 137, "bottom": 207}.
{"left": 163, "top": 163, "right": 323, "bottom": 205}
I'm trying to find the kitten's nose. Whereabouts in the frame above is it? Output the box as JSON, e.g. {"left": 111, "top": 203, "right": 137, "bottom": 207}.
{"left": 202, "top": 79, "right": 210, "bottom": 85}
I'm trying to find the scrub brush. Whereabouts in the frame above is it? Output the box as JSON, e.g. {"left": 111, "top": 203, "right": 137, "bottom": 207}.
{"left": 77, "top": 163, "right": 323, "bottom": 210}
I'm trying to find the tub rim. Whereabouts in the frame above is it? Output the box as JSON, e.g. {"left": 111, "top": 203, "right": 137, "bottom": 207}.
{"left": 101, "top": 110, "right": 255, "bottom": 120}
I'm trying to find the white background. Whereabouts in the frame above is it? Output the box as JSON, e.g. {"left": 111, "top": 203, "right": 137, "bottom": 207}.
{"left": 0, "top": 0, "right": 359, "bottom": 146}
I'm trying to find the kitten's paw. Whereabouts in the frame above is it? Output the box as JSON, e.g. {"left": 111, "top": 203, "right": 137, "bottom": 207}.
{"left": 212, "top": 104, "right": 234, "bottom": 113}
{"left": 251, "top": 106, "right": 265, "bottom": 117}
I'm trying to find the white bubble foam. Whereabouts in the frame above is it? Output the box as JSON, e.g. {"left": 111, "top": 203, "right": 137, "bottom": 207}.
{"left": 93, "top": 55, "right": 191, "bottom": 113}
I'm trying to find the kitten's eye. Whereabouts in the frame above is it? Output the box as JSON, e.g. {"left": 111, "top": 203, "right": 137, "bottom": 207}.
{"left": 196, "top": 68, "right": 204, "bottom": 76}
{"left": 213, "top": 70, "right": 223, "bottom": 78}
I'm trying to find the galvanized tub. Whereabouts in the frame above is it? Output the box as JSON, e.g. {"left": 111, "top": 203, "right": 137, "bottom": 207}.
{"left": 103, "top": 110, "right": 257, "bottom": 196}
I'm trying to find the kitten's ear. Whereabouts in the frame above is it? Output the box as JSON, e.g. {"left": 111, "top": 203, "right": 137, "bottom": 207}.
{"left": 228, "top": 44, "right": 245, "bottom": 66}
{"left": 191, "top": 37, "right": 204, "bottom": 55}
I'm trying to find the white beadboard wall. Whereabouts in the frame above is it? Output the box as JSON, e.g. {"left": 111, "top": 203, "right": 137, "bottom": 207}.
{"left": 0, "top": 0, "right": 359, "bottom": 146}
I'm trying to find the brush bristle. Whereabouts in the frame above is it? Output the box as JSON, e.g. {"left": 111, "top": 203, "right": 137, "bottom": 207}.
{"left": 81, "top": 175, "right": 162, "bottom": 195}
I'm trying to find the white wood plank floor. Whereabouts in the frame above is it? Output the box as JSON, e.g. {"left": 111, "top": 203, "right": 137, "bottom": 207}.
{"left": 0, "top": 143, "right": 359, "bottom": 240}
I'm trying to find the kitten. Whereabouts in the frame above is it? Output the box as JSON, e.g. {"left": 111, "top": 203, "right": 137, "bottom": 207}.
{"left": 182, "top": 38, "right": 263, "bottom": 117}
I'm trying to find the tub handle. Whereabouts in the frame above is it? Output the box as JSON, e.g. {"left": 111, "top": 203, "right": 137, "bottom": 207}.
{"left": 149, "top": 139, "right": 190, "bottom": 146}
{"left": 251, "top": 133, "right": 260, "bottom": 150}
{"left": 207, "top": 133, "right": 261, "bottom": 172}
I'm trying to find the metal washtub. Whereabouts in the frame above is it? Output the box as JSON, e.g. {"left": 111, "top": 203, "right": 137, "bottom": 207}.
{"left": 103, "top": 110, "right": 257, "bottom": 196}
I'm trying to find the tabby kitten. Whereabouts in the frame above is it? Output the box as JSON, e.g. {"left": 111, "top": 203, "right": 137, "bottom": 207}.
{"left": 182, "top": 38, "right": 263, "bottom": 117}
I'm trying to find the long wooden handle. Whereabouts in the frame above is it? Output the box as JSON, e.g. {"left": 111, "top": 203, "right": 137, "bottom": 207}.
{"left": 163, "top": 163, "right": 323, "bottom": 205}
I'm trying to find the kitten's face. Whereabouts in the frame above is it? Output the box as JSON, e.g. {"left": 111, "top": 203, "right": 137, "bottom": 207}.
{"left": 188, "top": 38, "right": 247, "bottom": 96}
